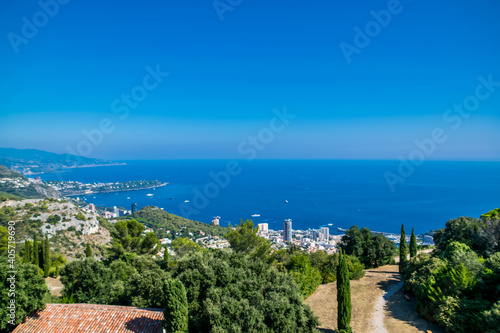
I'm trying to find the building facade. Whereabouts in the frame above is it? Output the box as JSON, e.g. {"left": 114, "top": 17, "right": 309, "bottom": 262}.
{"left": 283, "top": 219, "right": 292, "bottom": 242}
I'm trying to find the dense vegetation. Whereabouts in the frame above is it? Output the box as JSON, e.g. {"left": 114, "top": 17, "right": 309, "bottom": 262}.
{"left": 404, "top": 214, "right": 500, "bottom": 333}
{"left": 57, "top": 218, "right": 320, "bottom": 332}
{"left": 339, "top": 225, "right": 397, "bottom": 268}
{"left": 125, "top": 206, "right": 227, "bottom": 239}
{"left": 0, "top": 254, "right": 48, "bottom": 331}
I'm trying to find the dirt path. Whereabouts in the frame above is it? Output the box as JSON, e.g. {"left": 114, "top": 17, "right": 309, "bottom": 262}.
{"left": 372, "top": 280, "right": 404, "bottom": 332}
{"left": 305, "top": 265, "right": 401, "bottom": 332}
{"left": 305, "top": 264, "right": 444, "bottom": 333}
{"left": 45, "top": 276, "right": 63, "bottom": 297}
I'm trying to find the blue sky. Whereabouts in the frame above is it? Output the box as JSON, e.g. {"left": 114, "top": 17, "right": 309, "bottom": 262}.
{"left": 1, "top": 0, "right": 499, "bottom": 160}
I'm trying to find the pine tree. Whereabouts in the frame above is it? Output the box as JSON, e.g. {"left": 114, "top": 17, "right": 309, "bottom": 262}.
{"left": 33, "top": 234, "right": 39, "bottom": 268}
{"left": 43, "top": 236, "right": 50, "bottom": 278}
{"left": 85, "top": 243, "right": 93, "bottom": 258}
{"left": 163, "top": 278, "right": 188, "bottom": 333}
{"left": 337, "top": 248, "right": 352, "bottom": 333}
{"left": 399, "top": 224, "right": 407, "bottom": 274}
{"left": 410, "top": 227, "right": 417, "bottom": 259}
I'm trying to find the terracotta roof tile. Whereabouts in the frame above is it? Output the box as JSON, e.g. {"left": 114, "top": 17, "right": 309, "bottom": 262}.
{"left": 12, "top": 303, "right": 164, "bottom": 333}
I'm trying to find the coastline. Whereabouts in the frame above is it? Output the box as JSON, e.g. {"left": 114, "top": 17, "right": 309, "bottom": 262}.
{"left": 24, "top": 163, "right": 127, "bottom": 176}
{"left": 66, "top": 182, "right": 168, "bottom": 197}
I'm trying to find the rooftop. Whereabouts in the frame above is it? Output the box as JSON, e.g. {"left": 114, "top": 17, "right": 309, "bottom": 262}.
{"left": 12, "top": 303, "right": 164, "bottom": 333}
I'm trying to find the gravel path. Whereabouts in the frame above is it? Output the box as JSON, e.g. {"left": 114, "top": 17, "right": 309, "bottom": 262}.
{"left": 371, "top": 280, "right": 404, "bottom": 333}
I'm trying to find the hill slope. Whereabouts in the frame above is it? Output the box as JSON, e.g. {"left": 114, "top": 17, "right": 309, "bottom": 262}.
{"left": 0, "top": 165, "right": 61, "bottom": 199}
{"left": 127, "top": 206, "right": 227, "bottom": 238}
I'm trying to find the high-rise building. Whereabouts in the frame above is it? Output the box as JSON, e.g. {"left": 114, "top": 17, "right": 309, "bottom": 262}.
{"left": 320, "top": 227, "right": 329, "bottom": 241}
{"left": 113, "top": 206, "right": 119, "bottom": 218}
{"left": 131, "top": 203, "right": 138, "bottom": 214}
{"left": 283, "top": 219, "right": 292, "bottom": 242}
{"left": 258, "top": 223, "right": 268, "bottom": 232}
{"left": 88, "top": 203, "right": 95, "bottom": 213}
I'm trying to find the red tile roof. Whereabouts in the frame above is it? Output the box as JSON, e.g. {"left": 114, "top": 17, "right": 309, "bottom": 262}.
{"left": 12, "top": 303, "right": 164, "bottom": 333}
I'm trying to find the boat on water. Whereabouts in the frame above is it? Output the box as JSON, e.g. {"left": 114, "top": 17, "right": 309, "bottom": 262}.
{"left": 184, "top": 200, "right": 190, "bottom": 203}
{"left": 328, "top": 223, "right": 333, "bottom": 226}
{"left": 147, "top": 194, "right": 154, "bottom": 197}
{"left": 285, "top": 200, "right": 289, "bottom": 204}
{"left": 127, "top": 197, "right": 131, "bottom": 199}
{"left": 251, "top": 214, "right": 261, "bottom": 217}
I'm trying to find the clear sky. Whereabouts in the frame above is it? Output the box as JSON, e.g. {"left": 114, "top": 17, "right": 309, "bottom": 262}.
{"left": 1, "top": 0, "right": 499, "bottom": 160}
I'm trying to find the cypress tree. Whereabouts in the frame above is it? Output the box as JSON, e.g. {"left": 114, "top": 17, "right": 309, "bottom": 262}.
{"left": 23, "top": 240, "right": 31, "bottom": 263}
{"left": 43, "top": 236, "right": 50, "bottom": 278}
{"left": 399, "top": 224, "right": 407, "bottom": 274}
{"left": 410, "top": 227, "right": 417, "bottom": 259}
{"left": 55, "top": 265, "right": 60, "bottom": 277}
{"left": 164, "top": 247, "right": 170, "bottom": 264}
{"left": 163, "top": 278, "right": 188, "bottom": 333}
{"left": 337, "top": 248, "right": 352, "bottom": 333}
{"left": 33, "top": 234, "right": 39, "bottom": 268}
{"left": 85, "top": 243, "right": 93, "bottom": 258}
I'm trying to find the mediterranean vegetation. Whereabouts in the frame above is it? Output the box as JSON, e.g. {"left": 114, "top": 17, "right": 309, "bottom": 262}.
{"left": 123, "top": 206, "right": 228, "bottom": 238}
{"left": 403, "top": 213, "right": 500, "bottom": 333}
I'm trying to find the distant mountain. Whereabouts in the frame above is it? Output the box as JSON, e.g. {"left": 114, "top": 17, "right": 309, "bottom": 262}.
{"left": 0, "top": 147, "right": 124, "bottom": 175}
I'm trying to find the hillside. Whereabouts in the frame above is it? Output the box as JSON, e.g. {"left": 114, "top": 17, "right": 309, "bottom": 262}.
{"left": 0, "top": 164, "right": 62, "bottom": 199}
{"left": 126, "top": 206, "right": 227, "bottom": 238}
{"left": 0, "top": 147, "right": 124, "bottom": 175}
{"left": 0, "top": 164, "right": 27, "bottom": 179}
{"left": 0, "top": 198, "right": 111, "bottom": 259}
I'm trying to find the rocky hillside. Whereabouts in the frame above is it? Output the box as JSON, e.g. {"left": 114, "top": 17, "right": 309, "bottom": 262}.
{"left": 0, "top": 198, "right": 111, "bottom": 260}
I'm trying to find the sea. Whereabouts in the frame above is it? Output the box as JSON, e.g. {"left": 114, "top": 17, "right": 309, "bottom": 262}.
{"left": 32, "top": 160, "right": 500, "bottom": 235}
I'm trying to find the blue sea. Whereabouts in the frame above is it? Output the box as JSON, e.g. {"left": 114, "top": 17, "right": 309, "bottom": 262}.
{"left": 33, "top": 160, "right": 500, "bottom": 235}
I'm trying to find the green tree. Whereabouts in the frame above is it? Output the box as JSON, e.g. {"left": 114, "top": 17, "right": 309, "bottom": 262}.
{"left": 163, "top": 278, "right": 188, "bottom": 333}
{"left": 85, "top": 243, "right": 93, "bottom": 258}
{"left": 337, "top": 249, "right": 352, "bottom": 333}
{"left": 43, "top": 235, "right": 50, "bottom": 278}
{"left": 174, "top": 251, "right": 318, "bottom": 332}
{"left": 287, "top": 253, "right": 322, "bottom": 298}
{"left": 140, "top": 232, "right": 161, "bottom": 255}
{"left": 341, "top": 226, "right": 396, "bottom": 268}
{"left": 123, "top": 256, "right": 169, "bottom": 308}
{"left": 171, "top": 237, "right": 202, "bottom": 259}
{"left": 399, "top": 224, "right": 407, "bottom": 274}
{"left": 33, "top": 234, "right": 39, "bottom": 268}
{"left": 0, "top": 258, "right": 48, "bottom": 330}
{"left": 22, "top": 240, "right": 31, "bottom": 263}
{"left": 410, "top": 227, "right": 417, "bottom": 259}
{"left": 164, "top": 247, "right": 170, "bottom": 264}
{"left": 60, "top": 258, "right": 117, "bottom": 304}
{"left": 225, "top": 219, "right": 271, "bottom": 260}
{"left": 0, "top": 226, "right": 8, "bottom": 256}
